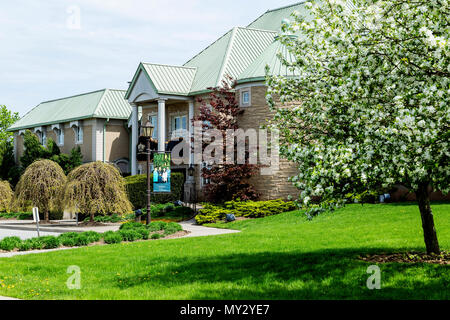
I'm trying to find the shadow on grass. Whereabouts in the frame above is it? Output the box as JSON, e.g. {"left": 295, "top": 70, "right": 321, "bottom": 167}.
{"left": 115, "top": 248, "right": 449, "bottom": 300}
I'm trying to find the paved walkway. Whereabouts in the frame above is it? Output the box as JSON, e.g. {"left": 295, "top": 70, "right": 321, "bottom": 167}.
{"left": 178, "top": 219, "right": 240, "bottom": 238}
{"left": 0, "top": 219, "right": 239, "bottom": 258}
{"left": 0, "top": 295, "right": 19, "bottom": 300}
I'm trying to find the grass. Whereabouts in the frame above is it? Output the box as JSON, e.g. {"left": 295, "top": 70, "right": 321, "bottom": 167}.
{"left": 0, "top": 202, "right": 448, "bottom": 300}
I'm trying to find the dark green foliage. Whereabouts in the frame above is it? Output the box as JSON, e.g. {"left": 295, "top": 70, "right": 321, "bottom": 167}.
{"left": 0, "top": 236, "right": 21, "bottom": 251}
{"left": 58, "top": 233, "right": 78, "bottom": 247}
{"left": 164, "top": 222, "right": 183, "bottom": 235}
{"left": 151, "top": 233, "right": 161, "bottom": 240}
{"left": 124, "top": 173, "right": 184, "bottom": 209}
{"left": 118, "top": 229, "right": 141, "bottom": 242}
{"left": 103, "top": 231, "right": 122, "bottom": 244}
{"left": 18, "top": 239, "right": 33, "bottom": 251}
{"left": 195, "top": 199, "right": 298, "bottom": 224}
{"left": 52, "top": 146, "right": 83, "bottom": 175}
{"left": 83, "top": 231, "right": 101, "bottom": 243}
{"left": 0, "top": 141, "right": 21, "bottom": 185}
{"left": 40, "top": 236, "right": 60, "bottom": 249}
{"left": 28, "top": 238, "right": 44, "bottom": 250}
{"left": 119, "top": 221, "right": 143, "bottom": 230}
{"left": 20, "top": 131, "right": 45, "bottom": 169}
{"left": 147, "top": 221, "right": 167, "bottom": 232}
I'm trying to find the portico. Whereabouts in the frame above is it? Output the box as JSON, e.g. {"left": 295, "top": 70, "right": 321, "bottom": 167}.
{"left": 125, "top": 63, "right": 197, "bottom": 200}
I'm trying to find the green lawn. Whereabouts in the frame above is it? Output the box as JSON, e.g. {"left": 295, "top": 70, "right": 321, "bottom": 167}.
{"left": 0, "top": 202, "right": 448, "bottom": 300}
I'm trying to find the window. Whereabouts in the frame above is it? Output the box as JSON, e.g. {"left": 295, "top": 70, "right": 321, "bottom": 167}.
{"left": 74, "top": 126, "right": 83, "bottom": 144}
{"left": 42, "top": 130, "right": 47, "bottom": 146}
{"left": 148, "top": 114, "right": 158, "bottom": 139}
{"left": 241, "top": 89, "right": 251, "bottom": 107}
{"left": 170, "top": 114, "right": 188, "bottom": 139}
{"left": 55, "top": 128, "right": 64, "bottom": 146}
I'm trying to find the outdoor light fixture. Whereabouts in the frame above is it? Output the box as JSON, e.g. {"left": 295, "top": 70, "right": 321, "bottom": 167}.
{"left": 188, "top": 164, "right": 195, "bottom": 177}
{"left": 139, "top": 121, "right": 154, "bottom": 225}
{"left": 141, "top": 121, "right": 154, "bottom": 139}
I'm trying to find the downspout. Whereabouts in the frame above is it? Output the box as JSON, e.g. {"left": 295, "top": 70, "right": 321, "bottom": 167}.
{"left": 103, "top": 118, "right": 110, "bottom": 163}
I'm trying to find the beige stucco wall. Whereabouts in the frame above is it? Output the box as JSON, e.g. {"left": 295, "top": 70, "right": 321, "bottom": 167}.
{"left": 105, "top": 123, "right": 129, "bottom": 162}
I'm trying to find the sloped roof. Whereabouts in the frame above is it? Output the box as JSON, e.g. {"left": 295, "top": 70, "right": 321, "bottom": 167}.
{"left": 184, "top": 27, "right": 276, "bottom": 93}
{"left": 237, "top": 37, "right": 299, "bottom": 84}
{"left": 8, "top": 89, "right": 131, "bottom": 131}
{"left": 142, "top": 63, "right": 197, "bottom": 95}
{"left": 247, "top": 1, "right": 310, "bottom": 32}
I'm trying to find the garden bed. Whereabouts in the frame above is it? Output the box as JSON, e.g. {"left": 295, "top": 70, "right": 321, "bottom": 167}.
{"left": 0, "top": 221, "right": 186, "bottom": 253}
{"left": 359, "top": 251, "right": 450, "bottom": 265}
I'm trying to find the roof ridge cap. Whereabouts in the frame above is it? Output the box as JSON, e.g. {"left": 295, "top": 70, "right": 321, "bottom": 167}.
{"left": 237, "top": 26, "right": 278, "bottom": 33}
{"left": 143, "top": 62, "right": 197, "bottom": 70}
{"left": 266, "top": 1, "right": 308, "bottom": 13}
{"left": 215, "top": 27, "right": 238, "bottom": 87}
{"left": 91, "top": 89, "right": 110, "bottom": 118}
{"left": 40, "top": 89, "right": 107, "bottom": 104}
{"left": 183, "top": 28, "right": 233, "bottom": 66}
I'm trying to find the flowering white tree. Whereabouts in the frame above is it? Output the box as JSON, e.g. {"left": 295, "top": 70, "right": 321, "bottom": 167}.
{"left": 267, "top": 0, "right": 449, "bottom": 254}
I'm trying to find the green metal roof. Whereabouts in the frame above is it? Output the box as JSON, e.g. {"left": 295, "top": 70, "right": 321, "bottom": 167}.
{"left": 8, "top": 89, "right": 131, "bottom": 131}
{"left": 142, "top": 63, "right": 197, "bottom": 95}
{"left": 247, "top": 1, "right": 310, "bottom": 32}
{"left": 237, "top": 38, "right": 299, "bottom": 83}
{"left": 184, "top": 27, "right": 276, "bottom": 93}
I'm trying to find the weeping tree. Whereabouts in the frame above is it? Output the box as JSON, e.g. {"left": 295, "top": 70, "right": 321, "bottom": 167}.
{"left": 0, "top": 180, "right": 13, "bottom": 212}
{"left": 63, "top": 161, "right": 133, "bottom": 222}
{"left": 14, "top": 159, "right": 67, "bottom": 222}
{"left": 267, "top": 0, "right": 449, "bottom": 254}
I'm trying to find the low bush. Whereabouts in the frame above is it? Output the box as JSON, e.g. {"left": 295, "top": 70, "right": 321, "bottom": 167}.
{"left": 136, "top": 227, "right": 150, "bottom": 240}
{"left": 164, "top": 222, "right": 183, "bottom": 235}
{"left": 18, "top": 239, "right": 33, "bottom": 251}
{"left": 103, "top": 231, "right": 122, "bottom": 244}
{"left": 0, "top": 236, "right": 22, "bottom": 251}
{"left": 151, "top": 233, "right": 161, "bottom": 240}
{"left": 125, "top": 173, "right": 184, "bottom": 209}
{"left": 0, "top": 180, "right": 13, "bottom": 212}
{"left": 195, "top": 200, "right": 298, "bottom": 224}
{"left": 59, "top": 233, "right": 78, "bottom": 247}
{"left": 29, "top": 238, "right": 44, "bottom": 250}
{"left": 119, "top": 221, "right": 144, "bottom": 230}
{"left": 40, "top": 236, "right": 60, "bottom": 249}
{"left": 83, "top": 231, "right": 101, "bottom": 243}
{"left": 118, "top": 229, "right": 141, "bottom": 242}
{"left": 147, "top": 221, "right": 167, "bottom": 232}
{"left": 74, "top": 234, "right": 89, "bottom": 246}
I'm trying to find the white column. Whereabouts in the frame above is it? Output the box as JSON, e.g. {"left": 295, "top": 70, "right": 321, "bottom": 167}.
{"left": 131, "top": 104, "right": 138, "bottom": 175}
{"left": 188, "top": 100, "right": 194, "bottom": 166}
{"left": 158, "top": 99, "right": 166, "bottom": 152}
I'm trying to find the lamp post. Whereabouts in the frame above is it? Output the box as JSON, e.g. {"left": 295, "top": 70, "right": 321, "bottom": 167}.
{"left": 141, "top": 121, "right": 154, "bottom": 225}
{"left": 187, "top": 164, "right": 196, "bottom": 213}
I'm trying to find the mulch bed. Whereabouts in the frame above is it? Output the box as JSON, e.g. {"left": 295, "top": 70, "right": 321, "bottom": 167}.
{"left": 359, "top": 251, "right": 450, "bottom": 265}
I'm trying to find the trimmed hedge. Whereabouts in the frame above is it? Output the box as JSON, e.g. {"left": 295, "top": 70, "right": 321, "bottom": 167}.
{"left": 195, "top": 199, "right": 298, "bottom": 224}
{"left": 124, "top": 173, "right": 184, "bottom": 209}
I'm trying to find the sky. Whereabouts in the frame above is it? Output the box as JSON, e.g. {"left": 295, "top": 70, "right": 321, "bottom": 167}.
{"left": 0, "top": 0, "right": 296, "bottom": 117}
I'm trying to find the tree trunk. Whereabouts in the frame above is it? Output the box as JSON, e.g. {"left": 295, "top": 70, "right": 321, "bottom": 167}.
{"left": 45, "top": 209, "right": 49, "bottom": 223}
{"left": 416, "top": 182, "right": 440, "bottom": 255}
{"left": 90, "top": 213, "right": 94, "bottom": 223}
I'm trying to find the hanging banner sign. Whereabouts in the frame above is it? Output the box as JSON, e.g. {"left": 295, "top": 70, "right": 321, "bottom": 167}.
{"left": 153, "top": 152, "right": 171, "bottom": 193}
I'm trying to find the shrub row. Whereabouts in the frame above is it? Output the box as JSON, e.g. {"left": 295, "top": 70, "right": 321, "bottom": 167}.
{"left": 124, "top": 173, "right": 184, "bottom": 209}
{"left": 0, "top": 221, "right": 183, "bottom": 252}
{"left": 195, "top": 199, "right": 298, "bottom": 224}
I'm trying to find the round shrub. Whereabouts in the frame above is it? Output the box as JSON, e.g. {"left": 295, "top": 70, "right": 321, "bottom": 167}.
{"left": 0, "top": 180, "right": 13, "bottom": 212}
{"left": 103, "top": 231, "right": 122, "bottom": 244}
{"left": 118, "top": 229, "right": 141, "bottom": 242}
{"left": 74, "top": 234, "right": 89, "bottom": 246}
{"left": 164, "top": 222, "right": 183, "bottom": 235}
{"left": 63, "top": 162, "right": 133, "bottom": 222}
{"left": 18, "top": 239, "right": 33, "bottom": 251}
{"left": 151, "top": 233, "right": 161, "bottom": 240}
{"left": 40, "top": 236, "right": 60, "bottom": 249}
{"left": 119, "top": 221, "right": 143, "bottom": 230}
{"left": 29, "top": 238, "right": 44, "bottom": 250}
{"left": 0, "top": 236, "right": 22, "bottom": 251}
{"left": 136, "top": 227, "right": 150, "bottom": 240}
{"left": 13, "top": 159, "right": 67, "bottom": 222}
{"left": 83, "top": 231, "right": 101, "bottom": 243}
{"left": 147, "top": 221, "right": 167, "bottom": 232}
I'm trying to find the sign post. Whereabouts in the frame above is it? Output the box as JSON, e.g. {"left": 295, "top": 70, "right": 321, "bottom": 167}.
{"left": 32, "top": 207, "right": 40, "bottom": 237}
